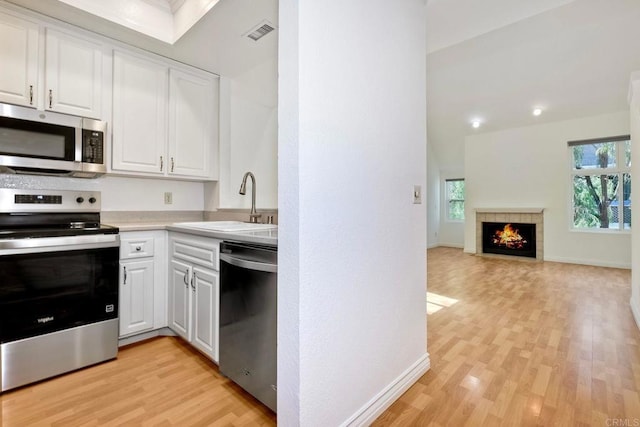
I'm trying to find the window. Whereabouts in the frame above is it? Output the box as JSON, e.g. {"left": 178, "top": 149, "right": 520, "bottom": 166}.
{"left": 570, "top": 135, "right": 631, "bottom": 231}
{"left": 446, "top": 178, "right": 465, "bottom": 221}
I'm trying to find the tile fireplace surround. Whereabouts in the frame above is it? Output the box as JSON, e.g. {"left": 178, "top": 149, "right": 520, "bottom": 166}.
{"left": 475, "top": 208, "right": 544, "bottom": 261}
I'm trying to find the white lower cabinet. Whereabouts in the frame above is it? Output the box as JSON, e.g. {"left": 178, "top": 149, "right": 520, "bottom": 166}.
{"left": 168, "top": 233, "right": 221, "bottom": 362}
{"left": 119, "top": 231, "right": 167, "bottom": 338}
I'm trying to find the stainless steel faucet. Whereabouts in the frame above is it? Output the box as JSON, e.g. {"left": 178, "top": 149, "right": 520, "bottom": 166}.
{"left": 239, "top": 171, "right": 261, "bottom": 223}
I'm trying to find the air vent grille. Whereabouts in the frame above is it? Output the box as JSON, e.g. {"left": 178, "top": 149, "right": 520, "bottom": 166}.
{"left": 246, "top": 21, "right": 275, "bottom": 41}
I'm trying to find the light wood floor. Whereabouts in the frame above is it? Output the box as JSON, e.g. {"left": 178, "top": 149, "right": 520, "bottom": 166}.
{"left": 3, "top": 247, "right": 639, "bottom": 426}
{"left": 374, "top": 247, "right": 640, "bottom": 426}
{"left": 0, "top": 336, "right": 276, "bottom": 426}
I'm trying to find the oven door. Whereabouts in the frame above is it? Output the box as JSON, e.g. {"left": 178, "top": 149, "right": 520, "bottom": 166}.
{"left": 0, "top": 234, "right": 119, "bottom": 344}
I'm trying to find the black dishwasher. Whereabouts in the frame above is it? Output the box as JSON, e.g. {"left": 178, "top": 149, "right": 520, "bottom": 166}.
{"left": 219, "top": 241, "right": 277, "bottom": 412}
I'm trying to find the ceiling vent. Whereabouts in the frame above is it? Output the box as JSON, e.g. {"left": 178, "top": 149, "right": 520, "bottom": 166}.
{"left": 245, "top": 20, "right": 276, "bottom": 41}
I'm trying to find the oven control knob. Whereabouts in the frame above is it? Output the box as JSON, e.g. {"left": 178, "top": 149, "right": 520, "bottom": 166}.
{"left": 89, "top": 197, "right": 97, "bottom": 204}
{"left": 76, "top": 197, "right": 84, "bottom": 204}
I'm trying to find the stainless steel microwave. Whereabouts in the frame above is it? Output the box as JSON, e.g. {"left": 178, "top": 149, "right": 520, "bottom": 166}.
{"left": 0, "top": 102, "right": 106, "bottom": 178}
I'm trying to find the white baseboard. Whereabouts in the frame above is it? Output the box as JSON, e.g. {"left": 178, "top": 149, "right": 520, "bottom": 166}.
{"left": 118, "top": 327, "right": 177, "bottom": 347}
{"left": 631, "top": 298, "right": 640, "bottom": 331}
{"left": 427, "top": 242, "right": 439, "bottom": 249}
{"left": 544, "top": 255, "right": 631, "bottom": 269}
{"left": 437, "top": 242, "right": 464, "bottom": 249}
{"left": 341, "top": 353, "right": 431, "bottom": 427}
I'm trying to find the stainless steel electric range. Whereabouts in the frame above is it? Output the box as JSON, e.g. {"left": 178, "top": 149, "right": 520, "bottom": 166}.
{"left": 0, "top": 188, "right": 119, "bottom": 392}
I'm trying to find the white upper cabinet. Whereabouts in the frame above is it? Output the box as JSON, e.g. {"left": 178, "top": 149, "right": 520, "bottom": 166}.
{"left": 0, "top": 11, "right": 104, "bottom": 119}
{"left": 45, "top": 28, "right": 103, "bottom": 119}
{"left": 112, "top": 59, "right": 219, "bottom": 181}
{"left": 112, "top": 50, "right": 168, "bottom": 175}
{"left": 168, "top": 68, "right": 219, "bottom": 179}
{"left": 0, "top": 11, "right": 39, "bottom": 107}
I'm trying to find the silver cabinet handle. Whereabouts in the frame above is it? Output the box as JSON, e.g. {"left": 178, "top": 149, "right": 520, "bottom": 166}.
{"left": 160, "top": 156, "right": 164, "bottom": 171}
{"left": 183, "top": 271, "right": 189, "bottom": 287}
{"left": 171, "top": 157, "right": 175, "bottom": 172}
{"left": 29, "top": 85, "right": 33, "bottom": 105}
{"left": 49, "top": 89, "right": 52, "bottom": 108}
{"left": 123, "top": 266, "right": 127, "bottom": 284}
{"left": 191, "top": 271, "right": 196, "bottom": 291}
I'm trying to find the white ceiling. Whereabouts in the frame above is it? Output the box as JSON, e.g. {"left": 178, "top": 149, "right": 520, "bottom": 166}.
{"left": 427, "top": 0, "right": 640, "bottom": 172}
{"left": 426, "top": 0, "right": 575, "bottom": 54}
{"left": 55, "top": 0, "right": 221, "bottom": 44}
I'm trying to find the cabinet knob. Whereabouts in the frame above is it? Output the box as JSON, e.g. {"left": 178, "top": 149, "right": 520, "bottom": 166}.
{"left": 135, "top": 246, "right": 142, "bottom": 251}
{"left": 76, "top": 197, "right": 84, "bottom": 203}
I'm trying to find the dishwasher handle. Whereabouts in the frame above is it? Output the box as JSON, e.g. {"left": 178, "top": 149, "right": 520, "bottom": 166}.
{"left": 220, "top": 253, "right": 277, "bottom": 273}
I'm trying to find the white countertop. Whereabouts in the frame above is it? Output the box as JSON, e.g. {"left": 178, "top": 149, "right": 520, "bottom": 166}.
{"left": 107, "top": 221, "right": 278, "bottom": 246}
{"left": 167, "top": 223, "right": 278, "bottom": 246}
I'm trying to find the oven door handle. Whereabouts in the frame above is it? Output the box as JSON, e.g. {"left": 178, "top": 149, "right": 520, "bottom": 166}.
{"left": 0, "top": 234, "right": 120, "bottom": 255}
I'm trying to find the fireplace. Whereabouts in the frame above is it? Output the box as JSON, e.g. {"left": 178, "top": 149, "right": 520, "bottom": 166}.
{"left": 482, "top": 222, "right": 536, "bottom": 258}
{"left": 475, "top": 208, "right": 544, "bottom": 261}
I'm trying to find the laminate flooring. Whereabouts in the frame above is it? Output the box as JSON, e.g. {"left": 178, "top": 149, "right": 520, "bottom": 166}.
{"left": 0, "top": 336, "right": 276, "bottom": 426}
{"left": 2, "top": 247, "right": 639, "bottom": 426}
{"left": 373, "top": 247, "right": 640, "bottom": 426}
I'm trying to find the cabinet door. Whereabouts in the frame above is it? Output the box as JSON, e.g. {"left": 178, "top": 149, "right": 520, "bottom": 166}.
{"left": 119, "top": 259, "right": 154, "bottom": 337}
{"left": 45, "top": 28, "right": 102, "bottom": 118}
{"left": 191, "top": 267, "right": 219, "bottom": 361}
{"left": 0, "top": 11, "right": 38, "bottom": 107}
{"left": 168, "top": 68, "right": 217, "bottom": 178}
{"left": 168, "top": 259, "right": 191, "bottom": 340}
{"left": 112, "top": 50, "right": 168, "bottom": 175}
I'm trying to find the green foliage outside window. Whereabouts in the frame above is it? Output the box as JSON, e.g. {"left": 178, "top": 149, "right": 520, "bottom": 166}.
{"left": 447, "top": 179, "right": 465, "bottom": 221}
{"left": 571, "top": 138, "right": 631, "bottom": 230}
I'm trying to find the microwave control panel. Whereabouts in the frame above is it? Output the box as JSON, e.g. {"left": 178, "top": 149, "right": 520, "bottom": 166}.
{"left": 82, "top": 129, "right": 104, "bottom": 164}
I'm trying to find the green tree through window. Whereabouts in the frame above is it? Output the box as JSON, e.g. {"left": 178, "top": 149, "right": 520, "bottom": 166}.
{"left": 446, "top": 179, "right": 465, "bottom": 221}
{"left": 570, "top": 135, "right": 631, "bottom": 230}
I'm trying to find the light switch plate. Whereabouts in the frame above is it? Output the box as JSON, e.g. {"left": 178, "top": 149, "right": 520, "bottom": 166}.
{"left": 413, "top": 185, "right": 422, "bottom": 204}
{"left": 164, "top": 192, "right": 173, "bottom": 204}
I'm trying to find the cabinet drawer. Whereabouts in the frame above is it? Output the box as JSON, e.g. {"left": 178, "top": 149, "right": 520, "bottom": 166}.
{"left": 171, "top": 235, "right": 219, "bottom": 270}
{"left": 121, "top": 237, "right": 155, "bottom": 259}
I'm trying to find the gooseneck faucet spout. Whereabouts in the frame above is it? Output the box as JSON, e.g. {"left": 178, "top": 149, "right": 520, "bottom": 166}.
{"left": 239, "top": 171, "right": 261, "bottom": 223}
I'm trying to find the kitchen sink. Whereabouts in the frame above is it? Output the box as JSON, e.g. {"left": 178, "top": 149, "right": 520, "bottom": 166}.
{"left": 174, "top": 221, "right": 277, "bottom": 232}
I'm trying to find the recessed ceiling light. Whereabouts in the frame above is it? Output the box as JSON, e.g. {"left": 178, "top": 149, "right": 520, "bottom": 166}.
{"left": 533, "top": 108, "right": 543, "bottom": 116}
{"left": 471, "top": 120, "right": 481, "bottom": 128}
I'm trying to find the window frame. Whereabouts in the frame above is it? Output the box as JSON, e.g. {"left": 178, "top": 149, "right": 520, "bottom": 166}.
{"left": 445, "top": 178, "right": 465, "bottom": 222}
{"left": 568, "top": 135, "right": 631, "bottom": 233}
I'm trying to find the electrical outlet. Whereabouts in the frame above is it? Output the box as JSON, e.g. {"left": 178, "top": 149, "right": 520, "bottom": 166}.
{"left": 413, "top": 185, "right": 422, "bottom": 204}
{"left": 164, "top": 192, "right": 173, "bottom": 204}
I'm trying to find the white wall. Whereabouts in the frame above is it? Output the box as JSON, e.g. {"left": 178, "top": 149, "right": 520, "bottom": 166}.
{"left": 0, "top": 174, "right": 204, "bottom": 211}
{"left": 438, "top": 169, "right": 465, "bottom": 248}
{"left": 278, "top": 0, "right": 429, "bottom": 425}
{"left": 464, "top": 111, "right": 631, "bottom": 268}
{"left": 427, "top": 141, "right": 440, "bottom": 248}
{"left": 217, "top": 58, "right": 278, "bottom": 210}
{"left": 629, "top": 75, "right": 640, "bottom": 327}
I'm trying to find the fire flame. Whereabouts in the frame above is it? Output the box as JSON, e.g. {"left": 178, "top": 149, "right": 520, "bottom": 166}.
{"left": 492, "top": 224, "right": 527, "bottom": 249}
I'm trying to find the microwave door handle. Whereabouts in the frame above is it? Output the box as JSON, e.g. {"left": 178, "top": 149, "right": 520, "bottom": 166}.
{"left": 75, "top": 127, "right": 83, "bottom": 162}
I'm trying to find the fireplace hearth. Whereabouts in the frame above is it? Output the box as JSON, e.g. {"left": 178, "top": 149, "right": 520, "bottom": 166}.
{"left": 475, "top": 208, "right": 544, "bottom": 261}
{"left": 482, "top": 222, "right": 536, "bottom": 258}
